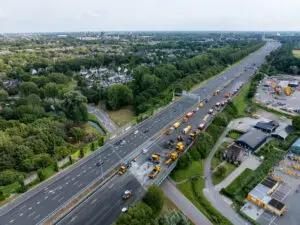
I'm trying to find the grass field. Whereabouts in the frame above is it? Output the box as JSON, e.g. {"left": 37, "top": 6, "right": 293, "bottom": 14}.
{"left": 226, "top": 130, "right": 244, "bottom": 139}
{"left": 292, "top": 49, "right": 300, "bottom": 58}
{"left": 211, "top": 141, "right": 229, "bottom": 169}
{"left": 171, "top": 160, "right": 205, "bottom": 182}
{"left": 232, "top": 82, "right": 251, "bottom": 116}
{"left": 107, "top": 105, "right": 134, "bottom": 127}
{"left": 212, "top": 162, "right": 237, "bottom": 185}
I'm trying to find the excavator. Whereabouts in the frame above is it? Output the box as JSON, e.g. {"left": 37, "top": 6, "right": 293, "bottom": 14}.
{"left": 148, "top": 165, "right": 161, "bottom": 179}
{"left": 119, "top": 161, "right": 132, "bottom": 175}
{"left": 176, "top": 142, "right": 184, "bottom": 151}
{"left": 164, "top": 152, "right": 179, "bottom": 165}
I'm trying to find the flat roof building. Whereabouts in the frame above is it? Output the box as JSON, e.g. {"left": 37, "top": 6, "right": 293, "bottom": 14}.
{"left": 235, "top": 129, "right": 268, "bottom": 151}
{"left": 291, "top": 138, "right": 300, "bottom": 155}
{"left": 254, "top": 120, "right": 279, "bottom": 133}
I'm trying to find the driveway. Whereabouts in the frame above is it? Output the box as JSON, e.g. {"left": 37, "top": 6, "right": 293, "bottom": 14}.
{"left": 87, "top": 105, "right": 118, "bottom": 133}
{"left": 161, "top": 179, "right": 212, "bottom": 225}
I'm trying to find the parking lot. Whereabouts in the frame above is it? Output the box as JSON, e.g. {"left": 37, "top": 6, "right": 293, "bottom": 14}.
{"left": 255, "top": 75, "right": 300, "bottom": 115}
{"left": 242, "top": 154, "right": 300, "bottom": 225}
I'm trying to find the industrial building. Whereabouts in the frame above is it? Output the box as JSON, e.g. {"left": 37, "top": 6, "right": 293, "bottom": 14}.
{"left": 247, "top": 176, "right": 286, "bottom": 216}
{"left": 235, "top": 129, "right": 268, "bottom": 151}
{"left": 291, "top": 138, "right": 300, "bottom": 155}
{"left": 271, "top": 124, "right": 293, "bottom": 141}
{"left": 254, "top": 121, "right": 279, "bottom": 133}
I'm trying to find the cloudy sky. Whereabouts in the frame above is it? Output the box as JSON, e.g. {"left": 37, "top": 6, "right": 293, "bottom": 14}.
{"left": 0, "top": 0, "right": 299, "bottom": 33}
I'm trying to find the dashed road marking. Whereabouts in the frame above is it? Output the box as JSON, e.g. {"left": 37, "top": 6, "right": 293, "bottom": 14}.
{"left": 36, "top": 201, "right": 40, "bottom": 205}
{"left": 19, "top": 213, "right": 23, "bottom": 216}
{"left": 28, "top": 211, "right": 35, "bottom": 218}
{"left": 9, "top": 219, "right": 14, "bottom": 223}
{"left": 33, "top": 214, "right": 40, "bottom": 221}
{"left": 28, "top": 207, "right": 32, "bottom": 210}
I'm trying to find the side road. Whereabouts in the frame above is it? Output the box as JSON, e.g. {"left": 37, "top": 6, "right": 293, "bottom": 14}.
{"left": 161, "top": 179, "right": 212, "bottom": 225}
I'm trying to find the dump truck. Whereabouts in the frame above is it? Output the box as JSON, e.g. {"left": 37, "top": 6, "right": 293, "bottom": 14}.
{"left": 186, "top": 112, "right": 194, "bottom": 118}
{"left": 173, "top": 122, "right": 181, "bottom": 129}
{"left": 119, "top": 162, "right": 132, "bottom": 175}
{"left": 164, "top": 152, "right": 179, "bottom": 165}
{"left": 182, "top": 117, "right": 188, "bottom": 123}
{"left": 122, "top": 190, "right": 132, "bottom": 200}
{"left": 176, "top": 142, "right": 184, "bottom": 151}
{"left": 183, "top": 125, "right": 192, "bottom": 134}
{"left": 189, "top": 131, "right": 197, "bottom": 140}
{"left": 199, "top": 103, "right": 204, "bottom": 108}
{"left": 148, "top": 154, "right": 161, "bottom": 164}
{"left": 225, "top": 92, "right": 231, "bottom": 98}
{"left": 148, "top": 165, "right": 160, "bottom": 179}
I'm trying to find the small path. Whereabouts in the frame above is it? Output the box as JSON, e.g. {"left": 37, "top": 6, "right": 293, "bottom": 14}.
{"left": 161, "top": 179, "right": 213, "bottom": 225}
{"left": 173, "top": 175, "right": 203, "bottom": 185}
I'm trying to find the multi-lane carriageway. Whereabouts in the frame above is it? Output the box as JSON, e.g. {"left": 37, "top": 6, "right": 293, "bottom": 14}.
{"left": 0, "top": 41, "right": 280, "bottom": 225}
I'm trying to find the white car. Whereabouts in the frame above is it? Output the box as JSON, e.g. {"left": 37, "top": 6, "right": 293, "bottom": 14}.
{"left": 133, "top": 130, "right": 139, "bottom": 135}
{"left": 121, "top": 207, "right": 128, "bottom": 213}
{"left": 142, "top": 149, "right": 148, "bottom": 154}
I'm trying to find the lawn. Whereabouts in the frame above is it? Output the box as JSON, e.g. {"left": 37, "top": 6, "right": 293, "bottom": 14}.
{"left": 211, "top": 141, "right": 229, "bottom": 169}
{"left": 232, "top": 82, "right": 251, "bottom": 116}
{"left": 226, "top": 130, "right": 244, "bottom": 139}
{"left": 41, "top": 166, "right": 55, "bottom": 180}
{"left": 84, "top": 123, "right": 102, "bottom": 135}
{"left": 212, "top": 162, "right": 237, "bottom": 185}
{"left": 106, "top": 105, "right": 134, "bottom": 127}
{"left": 292, "top": 49, "right": 300, "bottom": 58}
{"left": 171, "top": 160, "right": 205, "bottom": 182}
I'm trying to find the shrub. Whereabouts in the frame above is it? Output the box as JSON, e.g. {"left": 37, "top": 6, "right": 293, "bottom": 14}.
{"left": 0, "top": 170, "right": 21, "bottom": 186}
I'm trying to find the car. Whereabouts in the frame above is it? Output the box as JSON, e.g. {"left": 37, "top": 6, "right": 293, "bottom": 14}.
{"left": 121, "top": 207, "right": 128, "bottom": 213}
{"left": 195, "top": 107, "right": 199, "bottom": 111}
{"left": 142, "top": 149, "right": 148, "bottom": 154}
{"left": 208, "top": 109, "right": 213, "bottom": 114}
{"left": 143, "top": 129, "right": 149, "bottom": 133}
{"left": 133, "top": 130, "right": 139, "bottom": 135}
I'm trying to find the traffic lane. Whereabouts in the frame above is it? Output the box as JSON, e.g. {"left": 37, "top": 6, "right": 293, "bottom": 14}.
{"left": 58, "top": 173, "right": 143, "bottom": 225}
{"left": 1, "top": 150, "right": 121, "bottom": 225}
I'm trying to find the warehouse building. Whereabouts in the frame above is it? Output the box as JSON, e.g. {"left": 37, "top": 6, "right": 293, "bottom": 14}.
{"left": 247, "top": 176, "right": 286, "bottom": 216}
{"left": 235, "top": 129, "right": 268, "bottom": 151}
{"left": 254, "top": 120, "right": 279, "bottom": 133}
{"left": 291, "top": 138, "right": 300, "bottom": 155}
{"left": 271, "top": 124, "right": 293, "bottom": 141}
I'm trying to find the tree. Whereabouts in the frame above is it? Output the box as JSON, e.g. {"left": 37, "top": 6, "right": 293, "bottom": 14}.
{"left": 91, "top": 142, "right": 96, "bottom": 151}
{"left": 0, "top": 89, "right": 8, "bottom": 102}
{"left": 33, "top": 153, "right": 53, "bottom": 169}
{"left": 107, "top": 84, "right": 133, "bottom": 110}
{"left": 79, "top": 148, "right": 84, "bottom": 158}
{"left": 62, "top": 91, "right": 88, "bottom": 122}
{"left": 70, "top": 127, "right": 85, "bottom": 142}
{"left": 195, "top": 132, "right": 214, "bottom": 158}
{"left": 19, "top": 82, "right": 39, "bottom": 96}
{"left": 0, "top": 170, "right": 21, "bottom": 186}
{"left": 142, "top": 185, "right": 164, "bottom": 214}
{"left": 44, "top": 82, "right": 59, "bottom": 103}
{"left": 215, "top": 164, "right": 227, "bottom": 178}
{"left": 48, "top": 73, "right": 69, "bottom": 84}
{"left": 292, "top": 116, "right": 300, "bottom": 130}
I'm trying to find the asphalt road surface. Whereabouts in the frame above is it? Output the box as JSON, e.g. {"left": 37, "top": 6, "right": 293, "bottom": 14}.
{"left": 0, "top": 41, "right": 280, "bottom": 225}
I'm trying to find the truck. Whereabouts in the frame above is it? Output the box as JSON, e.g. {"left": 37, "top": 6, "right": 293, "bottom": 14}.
{"left": 173, "top": 122, "right": 181, "bottom": 129}
{"left": 186, "top": 112, "right": 194, "bottom": 118}
{"left": 182, "top": 117, "right": 188, "bottom": 123}
{"left": 119, "top": 162, "right": 132, "bottom": 175}
{"left": 148, "top": 154, "right": 161, "bottom": 164}
{"left": 164, "top": 152, "right": 179, "bottom": 165}
{"left": 148, "top": 165, "right": 160, "bottom": 179}
{"left": 284, "top": 87, "right": 292, "bottom": 96}
{"left": 225, "top": 92, "right": 231, "bottom": 98}
{"left": 122, "top": 190, "right": 132, "bottom": 200}
{"left": 215, "top": 102, "right": 221, "bottom": 107}
{"left": 166, "top": 127, "right": 174, "bottom": 134}
{"left": 183, "top": 125, "right": 192, "bottom": 134}
{"left": 208, "top": 109, "right": 214, "bottom": 114}
{"left": 213, "top": 89, "right": 220, "bottom": 96}
{"left": 198, "top": 123, "right": 205, "bottom": 130}
{"left": 176, "top": 142, "right": 184, "bottom": 151}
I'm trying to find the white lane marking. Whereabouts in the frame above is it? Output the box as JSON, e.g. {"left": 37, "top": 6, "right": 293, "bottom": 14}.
{"left": 52, "top": 195, "right": 59, "bottom": 200}
{"left": 66, "top": 182, "right": 69, "bottom": 185}
{"left": 58, "top": 197, "right": 64, "bottom": 202}
{"left": 28, "top": 207, "right": 32, "bottom": 210}
{"left": 33, "top": 214, "right": 40, "bottom": 221}
{"left": 19, "top": 213, "right": 23, "bottom": 216}
{"left": 91, "top": 198, "right": 97, "bottom": 205}
{"left": 20, "top": 205, "right": 26, "bottom": 210}
{"left": 71, "top": 178, "right": 75, "bottom": 181}
{"left": 9, "top": 219, "right": 14, "bottom": 223}
{"left": 83, "top": 170, "right": 86, "bottom": 173}
{"left": 36, "top": 201, "right": 40, "bottom": 205}
{"left": 77, "top": 174, "right": 81, "bottom": 177}
{"left": 73, "top": 181, "right": 79, "bottom": 186}
{"left": 89, "top": 166, "right": 92, "bottom": 169}
{"left": 44, "top": 196, "right": 48, "bottom": 200}
{"left": 70, "top": 216, "right": 77, "bottom": 222}
{"left": 78, "top": 183, "right": 83, "bottom": 188}
{"left": 28, "top": 211, "right": 35, "bottom": 218}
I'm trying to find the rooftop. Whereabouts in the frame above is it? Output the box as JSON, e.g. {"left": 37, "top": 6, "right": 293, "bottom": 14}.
{"left": 236, "top": 129, "right": 268, "bottom": 150}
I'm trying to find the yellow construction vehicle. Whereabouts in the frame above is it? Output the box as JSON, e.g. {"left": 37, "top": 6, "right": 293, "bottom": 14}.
{"left": 182, "top": 117, "right": 188, "bottom": 123}
{"left": 119, "top": 162, "right": 132, "bottom": 175}
{"left": 173, "top": 122, "right": 181, "bottom": 129}
{"left": 293, "top": 164, "right": 300, "bottom": 171}
{"left": 164, "top": 152, "right": 179, "bottom": 165}
{"left": 176, "top": 142, "right": 184, "bottom": 151}
{"left": 213, "top": 89, "right": 220, "bottom": 96}
{"left": 183, "top": 125, "right": 192, "bottom": 134}
{"left": 148, "top": 154, "right": 161, "bottom": 164}
{"left": 189, "top": 131, "right": 197, "bottom": 140}
{"left": 122, "top": 190, "right": 132, "bottom": 200}
{"left": 166, "top": 127, "right": 174, "bottom": 135}
{"left": 199, "top": 103, "right": 204, "bottom": 108}
{"left": 148, "top": 165, "right": 161, "bottom": 179}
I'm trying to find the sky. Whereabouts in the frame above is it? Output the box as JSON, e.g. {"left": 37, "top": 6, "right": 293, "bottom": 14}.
{"left": 0, "top": 0, "right": 300, "bottom": 33}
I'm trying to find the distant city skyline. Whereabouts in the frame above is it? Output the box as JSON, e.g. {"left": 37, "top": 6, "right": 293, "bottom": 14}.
{"left": 0, "top": 0, "right": 300, "bottom": 33}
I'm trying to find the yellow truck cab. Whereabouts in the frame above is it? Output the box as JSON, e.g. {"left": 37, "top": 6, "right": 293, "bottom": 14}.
{"left": 173, "top": 122, "right": 181, "bottom": 129}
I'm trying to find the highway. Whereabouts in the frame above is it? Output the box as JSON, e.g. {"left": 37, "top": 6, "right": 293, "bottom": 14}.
{"left": 0, "top": 41, "right": 280, "bottom": 225}
{"left": 56, "top": 41, "right": 281, "bottom": 225}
